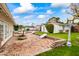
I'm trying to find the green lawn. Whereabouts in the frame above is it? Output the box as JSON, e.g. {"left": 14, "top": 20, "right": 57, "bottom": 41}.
{"left": 35, "top": 31, "right": 79, "bottom": 56}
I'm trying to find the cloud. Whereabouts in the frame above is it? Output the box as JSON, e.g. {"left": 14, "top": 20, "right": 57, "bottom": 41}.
{"left": 61, "top": 9, "right": 66, "bottom": 13}
{"left": 46, "top": 10, "right": 54, "bottom": 14}
{"left": 61, "top": 8, "right": 73, "bottom": 15}
{"left": 13, "top": 3, "right": 36, "bottom": 14}
{"left": 20, "top": 3, "right": 35, "bottom": 10}
{"left": 37, "top": 14, "right": 50, "bottom": 21}
{"left": 13, "top": 16, "right": 20, "bottom": 19}
{"left": 37, "top": 15, "right": 46, "bottom": 19}
{"left": 13, "top": 7, "right": 27, "bottom": 13}
{"left": 13, "top": 16, "right": 30, "bottom": 25}
{"left": 13, "top": 16, "right": 22, "bottom": 24}
{"left": 51, "top": 3, "right": 70, "bottom": 8}
{"left": 24, "top": 15, "right": 34, "bottom": 19}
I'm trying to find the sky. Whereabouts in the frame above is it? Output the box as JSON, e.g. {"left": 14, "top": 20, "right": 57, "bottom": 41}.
{"left": 7, "top": 3, "right": 72, "bottom": 26}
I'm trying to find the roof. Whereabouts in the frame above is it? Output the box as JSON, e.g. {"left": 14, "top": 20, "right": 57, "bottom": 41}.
{"left": 0, "top": 3, "right": 15, "bottom": 25}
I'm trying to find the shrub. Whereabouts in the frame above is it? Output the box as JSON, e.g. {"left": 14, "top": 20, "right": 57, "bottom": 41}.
{"left": 45, "top": 24, "right": 54, "bottom": 33}
{"left": 77, "top": 22, "right": 79, "bottom": 25}
{"left": 14, "top": 25, "right": 19, "bottom": 31}
{"left": 26, "top": 28, "right": 29, "bottom": 31}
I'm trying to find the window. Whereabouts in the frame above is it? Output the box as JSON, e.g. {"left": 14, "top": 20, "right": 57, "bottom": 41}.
{"left": 4, "top": 23, "right": 10, "bottom": 39}
{"left": 0, "top": 20, "right": 12, "bottom": 40}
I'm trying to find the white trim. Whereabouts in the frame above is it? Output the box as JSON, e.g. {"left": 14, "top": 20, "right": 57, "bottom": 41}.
{"left": 3, "top": 23, "right": 5, "bottom": 40}
{"left": 0, "top": 20, "right": 13, "bottom": 46}
{"left": 1, "top": 32, "right": 12, "bottom": 46}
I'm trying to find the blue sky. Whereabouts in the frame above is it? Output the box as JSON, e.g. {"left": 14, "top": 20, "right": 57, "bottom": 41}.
{"left": 7, "top": 3, "right": 71, "bottom": 26}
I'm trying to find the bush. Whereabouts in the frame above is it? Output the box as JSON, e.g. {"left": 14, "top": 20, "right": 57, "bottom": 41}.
{"left": 45, "top": 24, "right": 54, "bottom": 33}
{"left": 26, "top": 28, "right": 29, "bottom": 31}
{"left": 14, "top": 25, "right": 19, "bottom": 31}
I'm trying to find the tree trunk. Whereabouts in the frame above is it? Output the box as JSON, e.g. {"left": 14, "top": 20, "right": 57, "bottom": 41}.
{"left": 22, "top": 30, "right": 24, "bottom": 36}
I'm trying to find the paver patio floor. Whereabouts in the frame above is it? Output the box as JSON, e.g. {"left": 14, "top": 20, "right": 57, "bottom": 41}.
{"left": 0, "top": 32, "right": 56, "bottom": 56}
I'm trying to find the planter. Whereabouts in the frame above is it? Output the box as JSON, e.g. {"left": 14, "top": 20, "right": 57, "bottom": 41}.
{"left": 17, "top": 35, "right": 27, "bottom": 40}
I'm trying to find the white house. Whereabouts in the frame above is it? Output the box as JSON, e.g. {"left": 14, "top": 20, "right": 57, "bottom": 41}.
{"left": 0, "top": 4, "right": 15, "bottom": 47}
{"left": 53, "top": 24, "right": 63, "bottom": 33}
{"left": 40, "top": 17, "right": 69, "bottom": 33}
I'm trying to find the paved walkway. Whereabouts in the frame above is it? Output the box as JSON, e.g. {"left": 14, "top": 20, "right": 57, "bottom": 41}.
{"left": 0, "top": 32, "right": 56, "bottom": 56}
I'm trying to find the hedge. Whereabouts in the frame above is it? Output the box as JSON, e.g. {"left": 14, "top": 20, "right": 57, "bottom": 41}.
{"left": 45, "top": 24, "right": 54, "bottom": 33}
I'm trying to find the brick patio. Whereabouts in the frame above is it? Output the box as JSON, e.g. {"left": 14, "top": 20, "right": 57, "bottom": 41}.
{"left": 0, "top": 32, "right": 58, "bottom": 56}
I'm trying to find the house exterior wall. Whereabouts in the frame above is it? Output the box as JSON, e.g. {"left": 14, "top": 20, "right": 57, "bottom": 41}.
{"left": 53, "top": 24, "right": 63, "bottom": 33}
{"left": 35, "top": 25, "right": 41, "bottom": 31}
{"left": 63, "top": 26, "right": 69, "bottom": 32}
{"left": 0, "top": 12, "right": 14, "bottom": 46}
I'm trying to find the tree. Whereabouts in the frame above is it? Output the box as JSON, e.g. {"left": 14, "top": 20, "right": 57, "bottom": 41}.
{"left": 14, "top": 25, "right": 25, "bottom": 36}
{"left": 19, "top": 25, "right": 23, "bottom": 30}
{"left": 66, "top": 3, "right": 79, "bottom": 23}
{"left": 48, "top": 17, "right": 60, "bottom": 23}
{"left": 20, "top": 25, "right": 26, "bottom": 36}
{"left": 66, "top": 3, "right": 79, "bottom": 47}
{"left": 56, "top": 17, "right": 60, "bottom": 22}
{"left": 14, "top": 25, "right": 19, "bottom": 31}
{"left": 77, "top": 22, "right": 79, "bottom": 25}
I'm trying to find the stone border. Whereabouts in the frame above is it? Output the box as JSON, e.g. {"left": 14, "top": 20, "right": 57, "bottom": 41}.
{"left": 34, "top": 40, "right": 66, "bottom": 56}
{"left": 34, "top": 33, "right": 66, "bottom": 41}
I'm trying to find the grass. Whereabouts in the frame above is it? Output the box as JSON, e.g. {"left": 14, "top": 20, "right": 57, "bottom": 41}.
{"left": 35, "top": 31, "right": 79, "bottom": 56}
